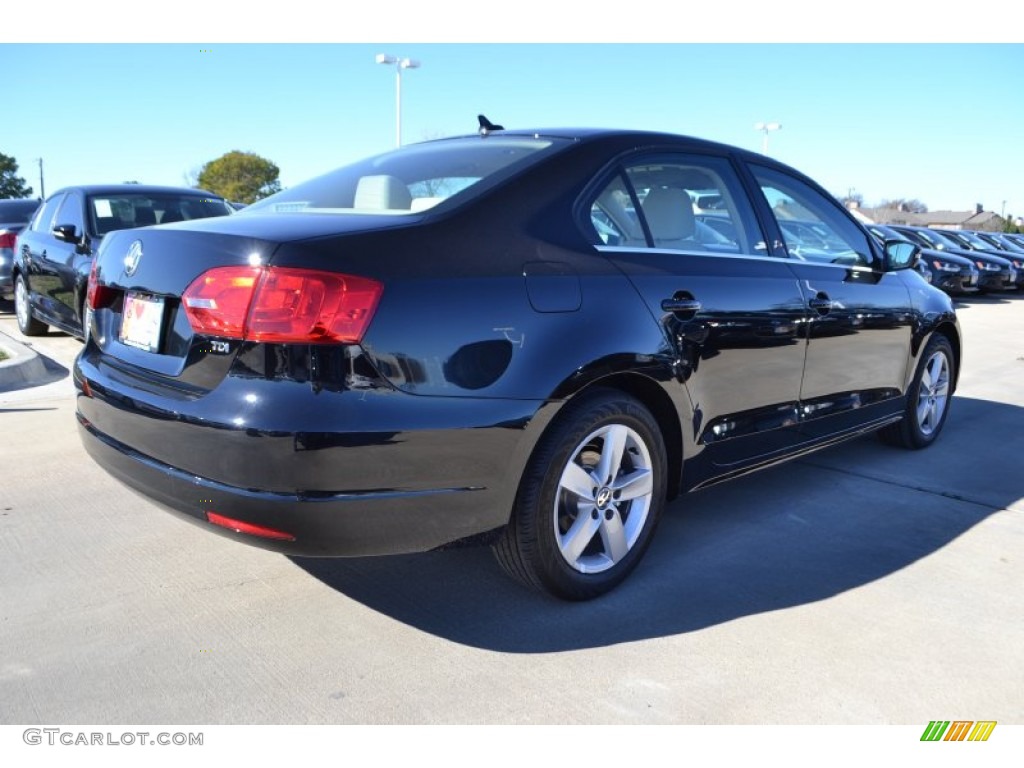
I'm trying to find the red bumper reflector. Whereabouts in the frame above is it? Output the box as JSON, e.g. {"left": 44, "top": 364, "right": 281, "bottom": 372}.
{"left": 205, "top": 511, "right": 296, "bottom": 542}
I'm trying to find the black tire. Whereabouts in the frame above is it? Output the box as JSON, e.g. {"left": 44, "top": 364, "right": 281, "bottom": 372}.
{"left": 14, "top": 274, "right": 47, "bottom": 336}
{"left": 879, "top": 334, "right": 954, "bottom": 449}
{"left": 494, "top": 388, "right": 667, "bottom": 600}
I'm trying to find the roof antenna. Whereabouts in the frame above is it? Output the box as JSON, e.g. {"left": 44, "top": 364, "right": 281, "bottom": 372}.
{"left": 478, "top": 114, "right": 504, "bottom": 136}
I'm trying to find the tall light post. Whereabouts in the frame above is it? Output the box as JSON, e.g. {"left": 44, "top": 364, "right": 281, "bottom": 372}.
{"left": 753, "top": 122, "right": 781, "bottom": 156}
{"left": 375, "top": 53, "right": 420, "bottom": 147}
{"left": 36, "top": 157, "right": 45, "bottom": 199}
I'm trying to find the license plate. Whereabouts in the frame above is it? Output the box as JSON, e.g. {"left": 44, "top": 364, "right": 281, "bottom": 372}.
{"left": 120, "top": 292, "right": 165, "bottom": 352}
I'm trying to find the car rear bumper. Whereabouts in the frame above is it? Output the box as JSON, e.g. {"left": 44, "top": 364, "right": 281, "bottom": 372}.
{"left": 78, "top": 413, "right": 514, "bottom": 556}
{"left": 74, "top": 358, "right": 544, "bottom": 557}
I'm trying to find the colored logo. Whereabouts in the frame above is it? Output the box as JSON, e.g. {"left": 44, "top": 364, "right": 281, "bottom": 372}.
{"left": 920, "top": 721, "right": 996, "bottom": 742}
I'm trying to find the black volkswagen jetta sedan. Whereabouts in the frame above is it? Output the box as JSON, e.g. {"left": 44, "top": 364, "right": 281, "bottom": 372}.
{"left": 75, "top": 127, "right": 961, "bottom": 600}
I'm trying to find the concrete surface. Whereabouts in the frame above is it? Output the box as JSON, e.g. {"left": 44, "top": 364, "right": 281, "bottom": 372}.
{"left": 0, "top": 293, "right": 1021, "bottom": 726}
{"left": 0, "top": 332, "right": 58, "bottom": 392}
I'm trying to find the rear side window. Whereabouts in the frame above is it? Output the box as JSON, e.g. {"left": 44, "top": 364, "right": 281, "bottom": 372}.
{"left": 586, "top": 153, "right": 768, "bottom": 256}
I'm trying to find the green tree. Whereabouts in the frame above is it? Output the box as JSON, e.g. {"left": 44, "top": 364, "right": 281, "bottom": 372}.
{"left": 196, "top": 151, "right": 281, "bottom": 204}
{"left": 0, "top": 153, "right": 33, "bottom": 199}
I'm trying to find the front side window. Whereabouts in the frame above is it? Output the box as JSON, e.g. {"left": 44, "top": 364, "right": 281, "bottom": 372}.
{"left": 30, "top": 194, "right": 65, "bottom": 234}
{"left": 246, "top": 136, "right": 569, "bottom": 216}
{"left": 54, "top": 191, "right": 85, "bottom": 233}
{"left": 586, "top": 154, "right": 767, "bottom": 256}
{"left": 752, "top": 165, "right": 874, "bottom": 268}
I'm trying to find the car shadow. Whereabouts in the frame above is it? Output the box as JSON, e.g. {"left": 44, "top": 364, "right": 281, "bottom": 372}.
{"left": 291, "top": 395, "right": 1020, "bottom": 653}
{"left": 954, "top": 291, "right": 1022, "bottom": 307}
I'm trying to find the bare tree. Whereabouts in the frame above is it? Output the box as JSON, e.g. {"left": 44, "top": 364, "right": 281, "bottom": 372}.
{"left": 878, "top": 198, "right": 928, "bottom": 214}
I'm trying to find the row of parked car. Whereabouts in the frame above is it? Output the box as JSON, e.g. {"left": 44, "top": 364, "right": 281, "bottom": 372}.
{"left": 0, "top": 185, "right": 236, "bottom": 338}
{"left": 866, "top": 223, "right": 1024, "bottom": 295}
{"left": 692, "top": 204, "right": 1024, "bottom": 297}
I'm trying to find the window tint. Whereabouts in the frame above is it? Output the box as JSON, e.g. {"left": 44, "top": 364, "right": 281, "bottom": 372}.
{"left": 587, "top": 154, "right": 767, "bottom": 256}
{"left": 752, "top": 165, "right": 874, "bottom": 267}
{"left": 30, "top": 194, "right": 65, "bottom": 234}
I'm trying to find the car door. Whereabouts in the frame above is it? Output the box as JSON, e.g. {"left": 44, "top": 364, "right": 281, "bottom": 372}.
{"left": 46, "top": 189, "right": 92, "bottom": 329}
{"left": 747, "top": 164, "right": 914, "bottom": 439}
{"left": 19, "top": 192, "right": 67, "bottom": 323}
{"left": 586, "top": 152, "right": 808, "bottom": 472}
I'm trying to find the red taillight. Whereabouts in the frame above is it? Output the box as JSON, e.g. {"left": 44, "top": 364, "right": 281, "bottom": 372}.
{"left": 87, "top": 259, "right": 116, "bottom": 309}
{"left": 205, "top": 511, "right": 296, "bottom": 542}
{"left": 0, "top": 231, "right": 17, "bottom": 249}
{"left": 181, "top": 266, "right": 262, "bottom": 337}
{"left": 182, "top": 266, "right": 382, "bottom": 344}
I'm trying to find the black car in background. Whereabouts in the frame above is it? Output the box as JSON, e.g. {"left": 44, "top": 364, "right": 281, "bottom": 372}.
{"left": 889, "top": 225, "right": 1015, "bottom": 292}
{"left": 937, "top": 229, "right": 1022, "bottom": 290}
{"left": 1004, "top": 233, "right": 1024, "bottom": 251}
{"left": 13, "top": 185, "right": 233, "bottom": 338}
{"left": 974, "top": 231, "right": 1024, "bottom": 256}
{"left": 866, "top": 224, "right": 976, "bottom": 294}
{"left": 75, "top": 128, "right": 960, "bottom": 600}
{"left": 0, "top": 198, "right": 41, "bottom": 299}
{"left": 958, "top": 230, "right": 1024, "bottom": 288}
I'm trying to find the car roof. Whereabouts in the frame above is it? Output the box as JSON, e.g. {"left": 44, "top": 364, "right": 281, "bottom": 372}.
{"left": 47, "top": 184, "right": 225, "bottom": 199}
{"left": 436, "top": 127, "right": 771, "bottom": 162}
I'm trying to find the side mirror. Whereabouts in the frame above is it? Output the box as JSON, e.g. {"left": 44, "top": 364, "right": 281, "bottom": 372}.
{"left": 52, "top": 223, "right": 79, "bottom": 243}
{"left": 884, "top": 239, "right": 918, "bottom": 271}
{"left": 53, "top": 223, "right": 91, "bottom": 253}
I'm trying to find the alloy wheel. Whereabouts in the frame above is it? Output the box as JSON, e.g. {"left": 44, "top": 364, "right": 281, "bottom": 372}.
{"left": 15, "top": 278, "right": 30, "bottom": 329}
{"left": 553, "top": 423, "right": 654, "bottom": 574}
{"left": 916, "top": 350, "right": 950, "bottom": 436}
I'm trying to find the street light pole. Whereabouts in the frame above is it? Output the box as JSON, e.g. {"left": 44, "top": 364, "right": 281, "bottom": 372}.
{"left": 37, "top": 157, "right": 45, "bottom": 199}
{"left": 753, "top": 122, "right": 781, "bottom": 156}
{"left": 376, "top": 53, "right": 421, "bottom": 147}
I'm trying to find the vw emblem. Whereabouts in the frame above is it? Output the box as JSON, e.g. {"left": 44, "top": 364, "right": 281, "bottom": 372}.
{"left": 124, "top": 240, "right": 143, "bottom": 277}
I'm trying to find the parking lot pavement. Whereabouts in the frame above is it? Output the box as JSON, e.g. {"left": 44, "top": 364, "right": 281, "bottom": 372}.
{"left": 0, "top": 294, "right": 1021, "bottom": 725}
{"left": 0, "top": 299, "right": 80, "bottom": 404}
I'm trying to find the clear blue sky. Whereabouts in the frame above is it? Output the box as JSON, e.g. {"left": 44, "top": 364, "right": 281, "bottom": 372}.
{"left": 3, "top": 40, "right": 1023, "bottom": 219}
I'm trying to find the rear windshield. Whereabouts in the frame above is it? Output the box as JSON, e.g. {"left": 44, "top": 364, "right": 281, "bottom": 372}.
{"left": 246, "top": 136, "right": 569, "bottom": 216}
{"left": 89, "top": 194, "right": 233, "bottom": 235}
{"left": 0, "top": 199, "right": 40, "bottom": 224}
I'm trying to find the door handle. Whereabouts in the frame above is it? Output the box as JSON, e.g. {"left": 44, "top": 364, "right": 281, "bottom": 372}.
{"left": 808, "top": 293, "right": 833, "bottom": 314}
{"left": 661, "top": 297, "right": 702, "bottom": 314}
